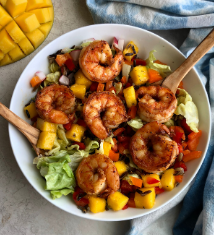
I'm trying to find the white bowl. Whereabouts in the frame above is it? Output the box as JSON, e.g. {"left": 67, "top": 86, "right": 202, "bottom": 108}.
{"left": 9, "top": 24, "right": 211, "bottom": 221}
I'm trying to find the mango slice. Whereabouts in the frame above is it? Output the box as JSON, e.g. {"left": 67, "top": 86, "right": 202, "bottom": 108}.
{"left": 0, "top": 0, "right": 54, "bottom": 66}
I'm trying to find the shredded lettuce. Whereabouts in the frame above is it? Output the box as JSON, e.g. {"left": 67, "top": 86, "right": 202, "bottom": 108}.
{"left": 49, "top": 62, "right": 59, "bottom": 73}
{"left": 127, "top": 116, "right": 143, "bottom": 131}
{"left": 96, "top": 140, "right": 104, "bottom": 154}
{"left": 104, "top": 134, "right": 114, "bottom": 146}
{"left": 114, "top": 82, "right": 122, "bottom": 94}
{"left": 84, "top": 138, "right": 99, "bottom": 153}
{"left": 175, "top": 89, "right": 199, "bottom": 132}
{"left": 80, "top": 41, "right": 93, "bottom": 47}
{"left": 51, "top": 189, "right": 73, "bottom": 199}
{"left": 44, "top": 71, "right": 61, "bottom": 87}
{"left": 146, "top": 50, "right": 171, "bottom": 77}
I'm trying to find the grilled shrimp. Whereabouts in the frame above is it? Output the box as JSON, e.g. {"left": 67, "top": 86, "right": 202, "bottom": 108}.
{"left": 76, "top": 154, "right": 120, "bottom": 196}
{"left": 79, "top": 40, "right": 124, "bottom": 83}
{"left": 35, "top": 84, "right": 76, "bottom": 124}
{"left": 130, "top": 122, "right": 178, "bottom": 173}
{"left": 83, "top": 91, "right": 128, "bottom": 139}
{"left": 136, "top": 86, "right": 177, "bottom": 123}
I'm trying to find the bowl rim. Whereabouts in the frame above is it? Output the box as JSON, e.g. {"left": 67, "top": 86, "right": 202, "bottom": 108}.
{"left": 8, "top": 23, "right": 211, "bottom": 221}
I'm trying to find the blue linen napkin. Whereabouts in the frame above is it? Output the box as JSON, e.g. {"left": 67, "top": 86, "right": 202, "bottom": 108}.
{"left": 86, "top": 1, "right": 214, "bottom": 234}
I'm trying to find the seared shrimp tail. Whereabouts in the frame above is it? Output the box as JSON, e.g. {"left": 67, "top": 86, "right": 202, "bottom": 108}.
{"left": 79, "top": 40, "right": 124, "bottom": 83}
{"left": 130, "top": 122, "right": 178, "bottom": 173}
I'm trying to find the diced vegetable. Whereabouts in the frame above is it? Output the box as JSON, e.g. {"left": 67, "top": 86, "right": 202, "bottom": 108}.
{"left": 134, "top": 187, "right": 155, "bottom": 209}
{"left": 65, "top": 124, "right": 86, "bottom": 142}
{"left": 160, "top": 169, "right": 176, "bottom": 191}
{"left": 59, "top": 75, "right": 69, "bottom": 86}
{"left": 142, "top": 174, "right": 161, "bottom": 187}
{"left": 97, "top": 83, "right": 105, "bottom": 92}
{"left": 73, "top": 187, "right": 89, "bottom": 207}
{"left": 123, "top": 86, "right": 137, "bottom": 108}
{"left": 128, "top": 105, "right": 137, "bottom": 119}
{"left": 113, "top": 127, "right": 125, "bottom": 136}
{"left": 74, "top": 69, "right": 92, "bottom": 89}
{"left": 35, "top": 71, "right": 46, "bottom": 81}
{"left": 73, "top": 142, "right": 86, "bottom": 150}
{"left": 183, "top": 149, "right": 191, "bottom": 155}
{"left": 155, "top": 187, "right": 165, "bottom": 195}
{"left": 123, "top": 41, "right": 139, "bottom": 61}
{"left": 187, "top": 130, "right": 202, "bottom": 151}
{"left": 70, "top": 50, "right": 81, "bottom": 62}
{"left": 24, "top": 102, "right": 37, "bottom": 119}
{"left": 188, "top": 130, "right": 202, "bottom": 140}
{"left": 107, "top": 191, "right": 129, "bottom": 211}
{"left": 127, "top": 193, "right": 136, "bottom": 208}
{"left": 63, "top": 122, "right": 72, "bottom": 131}
{"left": 90, "top": 82, "right": 98, "bottom": 92}
{"left": 111, "top": 138, "right": 118, "bottom": 152}
{"left": 30, "top": 75, "right": 42, "bottom": 87}
{"left": 180, "top": 118, "right": 192, "bottom": 134}
{"left": 70, "top": 84, "right": 86, "bottom": 100}
{"left": 117, "top": 136, "right": 130, "bottom": 143}
{"left": 89, "top": 196, "right": 106, "bottom": 213}
{"left": 175, "top": 175, "right": 183, "bottom": 183}
{"left": 108, "top": 87, "right": 116, "bottom": 93}
{"left": 122, "top": 204, "right": 128, "bottom": 210}
{"left": 103, "top": 141, "right": 111, "bottom": 156}
{"left": 55, "top": 53, "right": 71, "bottom": 67}
{"left": 130, "top": 176, "right": 143, "bottom": 188}
{"left": 130, "top": 66, "right": 149, "bottom": 85}
{"left": 106, "top": 81, "right": 113, "bottom": 91}
{"left": 37, "top": 131, "right": 56, "bottom": 150}
{"left": 114, "top": 161, "right": 127, "bottom": 176}
{"left": 133, "top": 58, "right": 146, "bottom": 66}
{"left": 173, "top": 160, "right": 187, "bottom": 171}
{"left": 65, "top": 58, "right": 75, "bottom": 71}
{"left": 37, "top": 118, "right": 57, "bottom": 132}
{"left": 108, "top": 150, "right": 119, "bottom": 162}
{"left": 120, "top": 180, "right": 135, "bottom": 195}
{"left": 76, "top": 119, "right": 87, "bottom": 128}
{"left": 148, "top": 68, "right": 163, "bottom": 83}
{"left": 182, "top": 151, "right": 202, "bottom": 162}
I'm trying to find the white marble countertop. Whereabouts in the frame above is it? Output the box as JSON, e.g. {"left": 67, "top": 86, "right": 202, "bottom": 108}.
{"left": 0, "top": 0, "right": 190, "bottom": 234}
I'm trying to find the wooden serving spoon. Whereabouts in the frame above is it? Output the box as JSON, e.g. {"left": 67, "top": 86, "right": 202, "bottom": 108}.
{"left": 0, "top": 102, "right": 41, "bottom": 155}
{"left": 162, "top": 28, "right": 214, "bottom": 93}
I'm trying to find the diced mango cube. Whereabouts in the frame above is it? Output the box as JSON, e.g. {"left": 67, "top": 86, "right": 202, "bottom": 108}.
{"left": 123, "top": 86, "right": 137, "bottom": 108}
{"left": 130, "top": 66, "right": 149, "bottom": 86}
{"left": 26, "top": 29, "right": 44, "bottom": 48}
{"left": 24, "top": 102, "right": 37, "bottom": 119}
{"left": 161, "top": 169, "right": 176, "bottom": 191}
{"left": 75, "top": 69, "right": 92, "bottom": 89}
{"left": 89, "top": 196, "right": 106, "bottom": 213}
{"left": 6, "top": 0, "right": 27, "bottom": 18}
{"left": 65, "top": 124, "right": 86, "bottom": 142}
{"left": 0, "top": 29, "right": 16, "bottom": 54}
{"left": 5, "top": 21, "right": 26, "bottom": 43}
{"left": 114, "top": 161, "right": 127, "bottom": 176}
{"left": 8, "top": 45, "right": 25, "bottom": 61}
{"left": 142, "top": 174, "right": 161, "bottom": 188}
{"left": 0, "top": 54, "right": 12, "bottom": 66}
{"left": 37, "top": 118, "right": 57, "bottom": 132}
{"left": 134, "top": 187, "right": 155, "bottom": 209}
{"left": 123, "top": 41, "right": 139, "bottom": 61}
{"left": 36, "top": 131, "right": 56, "bottom": 150}
{"left": 0, "top": 50, "right": 4, "bottom": 61}
{"left": 38, "top": 21, "right": 52, "bottom": 38}
{"left": 15, "top": 13, "right": 40, "bottom": 33}
{"left": 103, "top": 141, "right": 111, "bottom": 156}
{"left": 26, "top": 0, "right": 44, "bottom": 11}
{"left": 0, "top": 6, "right": 12, "bottom": 27}
{"left": 29, "top": 8, "right": 51, "bottom": 23}
{"left": 18, "top": 37, "right": 34, "bottom": 55}
{"left": 47, "top": 6, "right": 54, "bottom": 21}
{"left": 70, "top": 84, "right": 86, "bottom": 100}
{"left": 107, "top": 192, "right": 129, "bottom": 211}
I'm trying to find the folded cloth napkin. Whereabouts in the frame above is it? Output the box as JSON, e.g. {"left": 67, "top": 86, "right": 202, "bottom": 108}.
{"left": 86, "top": 1, "right": 214, "bottom": 234}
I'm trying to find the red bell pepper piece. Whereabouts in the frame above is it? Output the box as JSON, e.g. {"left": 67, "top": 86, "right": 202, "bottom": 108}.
{"left": 180, "top": 118, "right": 192, "bottom": 134}
{"left": 65, "top": 58, "right": 75, "bottom": 71}
{"left": 122, "top": 204, "right": 129, "bottom": 210}
{"left": 73, "top": 142, "right": 86, "bottom": 150}
{"left": 177, "top": 143, "right": 183, "bottom": 153}
{"left": 127, "top": 193, "right": 136, "bottom": 208}
{"left": 120, "top": 180, "right": 135, "bottom": 195}
{"left": 147, "top": 177, "right": 160, "bottom": 184}
{"left": 133, "top": 58, "right": 147, "bottom": 66}
{"left": 174, "top": 159, "right": 187, "bottom": 171}
{"left": 73, "top": 187, "right": 89, "bottom": 207}
{"left": 155, "top": 187, "right": 165, "bottom": 195}
{"left": 77, "top": 119, "right": 87, "bottom": 128}
{"left": 124, "top": 82, "right": 132, "bottom": 89}
{"left": 63, "top": 122, "right": 72, "bottom": 131}
{"left": 173, "top": 132, "right": 184, "bottom": 144}
{"left": 90, "top": 82, "right": 98, "bottom": 92}
{"left": 117, "top": 136, "right": 131, "bottom": 143}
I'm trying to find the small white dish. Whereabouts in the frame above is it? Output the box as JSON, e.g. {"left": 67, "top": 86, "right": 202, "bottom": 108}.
{"left": 9, "top": 24, "right": 211, "bottom": 221}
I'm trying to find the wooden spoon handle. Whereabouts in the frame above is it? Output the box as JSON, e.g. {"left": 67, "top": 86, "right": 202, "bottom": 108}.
{"left": 0, "top": 102, "right": 40, "bottom": 146}
{"left": 162, "top": 28, "right": 214, "bottom": 93}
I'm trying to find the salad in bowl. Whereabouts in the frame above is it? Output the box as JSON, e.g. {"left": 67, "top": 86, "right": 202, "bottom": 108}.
{"left": 23, "top": 36, "right": 203, "bottom": 214}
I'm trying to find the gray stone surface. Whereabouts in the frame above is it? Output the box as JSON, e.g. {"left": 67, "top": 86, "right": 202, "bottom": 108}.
{"left": 0, "top": 0, "right": 189, "bottom": 234}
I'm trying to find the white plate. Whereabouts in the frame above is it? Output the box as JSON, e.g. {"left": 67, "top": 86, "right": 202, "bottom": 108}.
{"left": 9, "top": 24, "right": 211, "bottom": 221}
